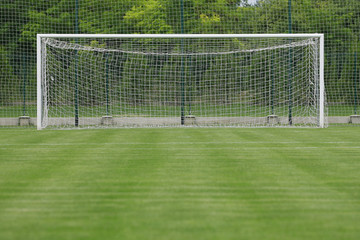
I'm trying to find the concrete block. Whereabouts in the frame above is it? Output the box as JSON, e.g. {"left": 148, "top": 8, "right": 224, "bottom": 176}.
{"left": 267, "top": 115, "right": 279, "bottom": 125}
{"left": 19, "top": 116, "right": 31, "bottom": 126}
{"left": 350, "top": 115, "right": 360, "bottom": 124}
{"left": 101, "top": 116, "right": 114, "bottom": 125}
{"left": 184, "top": 115, "right": 196, "bottom": 125}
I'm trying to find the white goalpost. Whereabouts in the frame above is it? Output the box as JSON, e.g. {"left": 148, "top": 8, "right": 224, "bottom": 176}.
{"left": 37, "top": 34, "right": 325, "bottom": 129}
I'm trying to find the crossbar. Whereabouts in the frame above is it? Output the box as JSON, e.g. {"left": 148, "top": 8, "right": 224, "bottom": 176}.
{"left": 37, "top": 33, "right": 324, "bottom": 39}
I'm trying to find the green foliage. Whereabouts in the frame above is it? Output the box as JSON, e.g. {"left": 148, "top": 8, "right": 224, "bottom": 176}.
{"left": 21, "top": 0, "right": 76, "bottom": 45}
{"left": 80, "top": 0, "right": 134, "bottom": 33}
{"left": 0, "top": 47, "right": 19, "bottom": 104}
{"left": 124, "top": 0, "right": 174, "bottom": 34}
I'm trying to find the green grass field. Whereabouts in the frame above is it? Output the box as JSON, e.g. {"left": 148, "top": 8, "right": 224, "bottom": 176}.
{"left": 0, "top": 127, "right": 360, "bottom": 240}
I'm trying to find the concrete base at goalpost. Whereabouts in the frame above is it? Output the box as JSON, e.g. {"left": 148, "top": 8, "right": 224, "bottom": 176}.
{"left": 18, "top": 116, "right": 31, "bottom": 126}
{"left": 350, "top": 115, "right": 360, "bottom": 124}
{"left": 266, "top": 115, "right": 279, "bottom": 125}
{"left": 184, "top": 115, "right": 196, "bottom": 125}
{"left": 101, "top": 116, "right": 114, "bottom": 125}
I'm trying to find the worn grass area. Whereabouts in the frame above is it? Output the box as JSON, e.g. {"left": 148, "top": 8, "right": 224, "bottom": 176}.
{"left": 0, "top": 128, "right": 360, "bottom": 240}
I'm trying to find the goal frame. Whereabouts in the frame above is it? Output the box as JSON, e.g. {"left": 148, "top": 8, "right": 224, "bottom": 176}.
{"left": 37, "top": 33, "right": 325, "bottom": 129}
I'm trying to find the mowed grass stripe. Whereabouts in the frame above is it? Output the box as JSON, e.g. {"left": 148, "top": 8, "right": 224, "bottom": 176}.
{"left": 0, "top": 128, "right": 359, "bottom": 240}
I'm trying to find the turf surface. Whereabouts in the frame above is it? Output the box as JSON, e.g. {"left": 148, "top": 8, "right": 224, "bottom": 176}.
{"left": 0, "top": 127, "right": 360, "bottom": 240}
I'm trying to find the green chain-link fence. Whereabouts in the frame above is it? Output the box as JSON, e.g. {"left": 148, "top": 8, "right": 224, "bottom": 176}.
{"left": 1, "top": 0, "right": 359, "bottom": 127}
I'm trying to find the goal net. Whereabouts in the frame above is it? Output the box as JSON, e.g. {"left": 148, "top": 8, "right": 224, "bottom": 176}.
{"left": 37, "top": 34, "right": 325, "bottom": 129}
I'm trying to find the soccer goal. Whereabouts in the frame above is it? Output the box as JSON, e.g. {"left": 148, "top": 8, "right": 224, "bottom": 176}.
{"left": 37, "top": 34, "right": 325, "bottom": 129}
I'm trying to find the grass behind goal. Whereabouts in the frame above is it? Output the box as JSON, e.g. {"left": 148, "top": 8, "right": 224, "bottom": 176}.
{"left": 0, "top": 128, "right": 360, "bottom": 240}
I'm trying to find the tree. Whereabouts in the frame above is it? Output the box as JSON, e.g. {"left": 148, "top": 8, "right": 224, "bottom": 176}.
{"left": 79, "top": 0, "right": 135, "bottom": 34}
{"left": 123, "top": 0, "right": 174, "bottom": 34}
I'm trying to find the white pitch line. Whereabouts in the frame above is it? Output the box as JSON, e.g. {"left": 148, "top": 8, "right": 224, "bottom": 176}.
{"left": 1, "top": 147, "right": 360, "bottom": 151}
{"left": 0, "top": 142, "right": 359, "bottom": 146}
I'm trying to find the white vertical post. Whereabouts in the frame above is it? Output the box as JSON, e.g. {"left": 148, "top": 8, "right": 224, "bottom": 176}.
{"left": 37, "top": 35, "right": 42, "bottom": 130}
{"left": 319, "top": 34, "right": 325, "bottom": 128}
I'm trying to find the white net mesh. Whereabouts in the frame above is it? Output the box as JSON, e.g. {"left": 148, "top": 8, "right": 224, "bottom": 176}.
{"left": 39, "top": 35, "right": 324, "bottom": 129}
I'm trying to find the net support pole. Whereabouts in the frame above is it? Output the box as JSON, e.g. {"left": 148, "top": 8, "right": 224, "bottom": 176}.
{"left": 105, "top": 53, "right": 110, "bottom": 116}
{"left": 180, "top": 0, "right": 185, "bottom": 125}
{"left": 271, "top": 52, "right": 275, "bottom": 115}
{"left": 75, "top": 0, "right": 79, "bottom": 34}
{"left": 180, "top": 43, "right": 185, "bottom": 125}
{"left": 288, "top": 0, "right": 293, "bottom": 125}
{"left": 74, "top": 52, "right": 79, "bottom": 127}
{"left": 288, "top": 0, "right": 292, "bottom": 33}
{"left": 22, "top": 54, "right": 27, "bottom": 116}
{"left": 74, "top": 0, "right": 79, "bottom": 127}
{"left": 288, "top": 47, "right": 293, "bottom": 126}
{"left": 188, "top": 56, "right": 193, "bottom": 114}
{"left": 354, "top": 51, "right": 358, "bottom": 115}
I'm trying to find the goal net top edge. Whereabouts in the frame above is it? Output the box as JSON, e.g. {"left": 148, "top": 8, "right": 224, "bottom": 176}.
{"left": 43, "top": 37, "right": 318, "bottom": 56}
